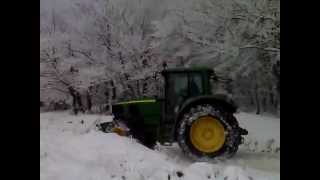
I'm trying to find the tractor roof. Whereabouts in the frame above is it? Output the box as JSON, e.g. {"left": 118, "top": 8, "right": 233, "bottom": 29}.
{"left": 162, "top": 67, "right": 214, "bottom": 74}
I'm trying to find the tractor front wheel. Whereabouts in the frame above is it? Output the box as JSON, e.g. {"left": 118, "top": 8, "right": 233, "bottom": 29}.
{"left": 177, "top": 104, "right": 242, "bottom": 160}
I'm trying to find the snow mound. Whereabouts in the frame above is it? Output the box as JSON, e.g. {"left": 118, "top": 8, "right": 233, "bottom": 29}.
{"left": 236, "top": 112, "right": 280, "bottom": 153}
{"left": 40, "top": 112, "right": 280, "bottom": 180}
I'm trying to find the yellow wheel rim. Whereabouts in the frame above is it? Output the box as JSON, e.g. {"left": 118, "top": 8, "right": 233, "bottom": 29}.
{"left": 190, "top": 116, "right": 226, "bottom": 153}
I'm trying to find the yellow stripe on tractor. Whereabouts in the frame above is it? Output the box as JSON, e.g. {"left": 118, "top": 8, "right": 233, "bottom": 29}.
{"left": 115, "top": 99, "right": 156, "bottom": 105}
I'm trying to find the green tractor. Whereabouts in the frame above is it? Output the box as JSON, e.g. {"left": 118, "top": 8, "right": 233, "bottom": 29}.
{"left": 99, "top": 67, "right": 248, "bottom": 160}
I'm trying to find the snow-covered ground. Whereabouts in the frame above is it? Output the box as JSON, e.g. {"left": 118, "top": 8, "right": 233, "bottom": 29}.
{"left": 40, "top": 111, "right": 280, "bottom": 180}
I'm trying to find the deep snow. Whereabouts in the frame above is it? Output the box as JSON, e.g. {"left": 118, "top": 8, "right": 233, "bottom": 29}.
{"left": 40, "top": 112, "right": 280, "bottom": 180}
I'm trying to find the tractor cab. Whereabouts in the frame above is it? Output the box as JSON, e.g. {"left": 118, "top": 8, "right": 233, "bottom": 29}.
{"left": 161, "top": 68, "right": 217, "bottom": 122}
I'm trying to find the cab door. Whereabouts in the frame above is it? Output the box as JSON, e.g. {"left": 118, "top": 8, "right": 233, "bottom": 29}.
{"left": 165, "top": 73, "right": 189, "bottom": 122}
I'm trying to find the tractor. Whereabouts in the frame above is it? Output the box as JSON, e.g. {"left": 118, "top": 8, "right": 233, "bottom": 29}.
{"left": 98, "top": 67, "right": 248, "bottom": 160}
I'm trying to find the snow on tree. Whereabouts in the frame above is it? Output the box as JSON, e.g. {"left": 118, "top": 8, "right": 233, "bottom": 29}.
{"left": 40, "top": 0, "right": 280, "bottom": 115}
{"left": 150, "top": 0, "right": 280, "bottom": 114}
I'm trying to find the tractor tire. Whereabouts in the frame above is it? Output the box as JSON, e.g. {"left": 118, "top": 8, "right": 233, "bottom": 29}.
{"left": 177, "top": 104, "right": 242, "bottom": 160}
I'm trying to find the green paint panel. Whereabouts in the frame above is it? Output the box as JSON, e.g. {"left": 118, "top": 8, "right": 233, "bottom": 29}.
{"left": 114, "top": 99, "right": 161, "bottom": 126}
{"left": 136, "top": 101, "right": 161, "bottom": 125}
{"left": 113, "top": 99, "right": 162, "bottom": 141}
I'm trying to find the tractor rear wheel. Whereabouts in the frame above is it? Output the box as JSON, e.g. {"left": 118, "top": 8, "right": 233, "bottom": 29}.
{"left": 177, "top": 104, "right": 242, "bottom": 160}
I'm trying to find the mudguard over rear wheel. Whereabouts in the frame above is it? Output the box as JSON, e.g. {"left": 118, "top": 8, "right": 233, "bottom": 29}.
{"left": 177, "top": 104, "right": 244, "bottom": 160}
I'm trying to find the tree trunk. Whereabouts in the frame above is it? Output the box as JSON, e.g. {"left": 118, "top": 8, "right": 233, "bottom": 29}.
{"left": 68, "top": 87, "right": 78, "bottom": 114}
{"left": 108, "top": 87, "right": 113, "bottom": 114}
{"left": 86, "top": 90, "right": 92, "bottom": 113}
{"left": 269, "top": 92, "right": 274, "bottom": 107}
{"left": 249, "top": 91, "right": 254, "bottom": 106}
{"left": 262, "top": 96, "right": 266, "bottom": 113}
{"left": 68, "top": 87, "right": 84, "bottom": 115}
{"left": 136, "top": 80, "right": 141, "bottom": 98}
{"left": 112, "top": 86, "right": 116, "bottom": 100}
{"left": 75, "top": 91, "right": 85, "bottom": 113}
{"left": 254, "top": 84, "right": 260, "bottom": 115}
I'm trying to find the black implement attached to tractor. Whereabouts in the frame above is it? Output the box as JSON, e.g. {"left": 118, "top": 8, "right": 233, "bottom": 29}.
{"left": 98, "top": 67, "right": 248, "bottom": 160}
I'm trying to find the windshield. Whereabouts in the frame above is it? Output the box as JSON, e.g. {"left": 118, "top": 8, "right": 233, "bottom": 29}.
{"left": 166, "top": 73, "right": 204, "bottom": 113}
